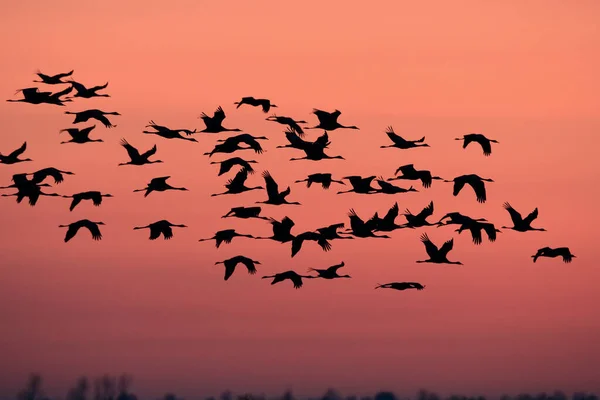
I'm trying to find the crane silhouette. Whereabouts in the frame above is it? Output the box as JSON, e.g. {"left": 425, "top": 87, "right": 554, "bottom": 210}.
{"left": 531, "top": 247, "right": 575, "bottom": 263}
{"left": 370, "top": 202, "right": 405, "bottom": 232}
{"left": 234, "top": 97, "right": 278, "bottom": 113}
{"left": 375, "top": 282, "right": 425, "bottom": 291}
{"left": 345, "top": 208, "right": 390, "bottom": 238}
{"left": 276, "top": 128, "right": 328, "bottom": 151}
{"left": 0, "top": 142, "right": 32, "bottom": 164}
{"left": 287, "top": 131, "right": 345, "bottom": 161}
{"left": 145, "top": 120, "right": 196, "bottom": 135}
{"left": 437, "top": 212, "right": 487, "bottom": 227}
{"left": 222, "top": 206, "right": 270, "bottom": 221}
{"left": 266, "top": 115, "right": 306, "bottom": 135}
{"left": 118, "top": 139, "right": 162, "bottom": 166}
{"left": 291, "top": 231, "right": 332, "bottom": 258}
{"left": 416, "top": 233, "right": 463, "bottom": 265}
{"left": 337, "top": 175, "right": 379, "bottom": 195}
{"left": 308, "top": 261, "right": 351, "bottom": 279}
{"left": 59, "top": 125, "right": 102, "bottom": 144}
{"left": 373, "top": 176, "right": 417, "bottom": 194}
{"left": 133, "top": 176, "right": 188, "bottom": 197}
{"left": 211, "top": 168, "right": 264, "bottom": 196}
{"left": 295, "top": 173, "right": 345, "bottom": 189}
{"left": 62, "top": 191, "right": 113, "bottom": 211}
{"left": 215, "top": 256, "right": 261, "bottom": 281}
{"left": 315, "top": 223, "right": 354, "bottom": 241}
{"left": 388, "top": 164, "right": 444, "bottom": 188}
{"left": 8, "top": 86, "right": 73, "bottom": 106}
{"left": 256, "top": 171, "right": 301, "bottom": 205}
{"left": 59, "top": 219, "right": 104, "bottom": 242}
{"left": 198, "top": 229, "right": 255, "bottom": 248}
{"left": 210, "top": 157, "right": 258, "bottom": 176}
{"left": 26, "top": 167, "right": 74, "bottom": 185}
{"left": 380, "top": 126, "right": 430, "bottom": 149}
{"left": 65, "top": 80, "right": 110, "bottom": 99}
{"left": 306, "top": 109, "right": 359, "bottom": 131}
{"left": 455, "top": 220, "right": 501, "bottom": 245}
{"left": 455, "top": 133, "right": 499, "bottom": 156}
{"left": 65, "top": 109, "right": 120, "bottom": 128}
{"left": 1, "top": 178, "right": 60, "bottom": 206}
{"left": 261, "top": 270, "right": 315, "bottom": 289}
{"left": 133, "top": 220, "right": 187, "bottom": 240}
{"left": 204, "top": 140, "right": 254, "bottom": 157}
{"left": 403, "top": 201, "right": 438, "bottom": 228}
{"left": 143, "top": 120, "right": 197, "bottom": 142}
{"left": 443, "top": 174, "right": 494, "bottom": 203}
{"left": 33, "top": 69, "right": 74, "bottom": 85}
{"left": 198, "top": 106, "right": 241, "bottom": 133}
{"left": 255, "top": 216, "right": 296, "bottom": 243}
{"left": 216, "top": 134, "right": 266, "bottom": 155}
{"left": 501, "top": 202, "right": 546, "bottom": 232}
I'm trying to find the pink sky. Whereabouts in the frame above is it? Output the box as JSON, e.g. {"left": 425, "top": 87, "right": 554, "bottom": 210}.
{"left": 1, "top": 1, "right": 599, "bottom": 399}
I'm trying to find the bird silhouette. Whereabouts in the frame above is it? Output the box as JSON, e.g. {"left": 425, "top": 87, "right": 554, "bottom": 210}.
{"left": 210, "top": 157, "right": 257, "bottom": 176}
{"left": 33, "top": 69, "right": 74, "bottom": 85}
{"left": 59, "top": 219, "right": 104, "bottom": 242}
{"left": 403, "top": 201, "right": 437, "bottom": 228}
{"left": 65, "top": 109, "right": 120, "bottom": 128}
{"left": 222, "top": 206, "right": 270, "bottom": 220}
{"left": 133, "top": 176, "right": 188, "bottom": 197}
{"left": 266, "top": 115, "right": 306, "bottom": 135}
{"left": 62, "top": 191, "right": 113, "bottom": 211}
{"left": 531, "top": 247, "right": 575, "bottom": 263}
{"left": 501, "top": 202, "right": 546, "bottom": 232}
{"left": 443, "top": 174, "right": 494, "bottom": 203}
{"left": 345, "top": 208, "right": 390, "bottom": 238}
{"left": 437, "top": 212, "right": 487, "bottom": 227}
{"left": 370, "top": 202, "right": 405, "bottom": 232}
{"left": 375, "top": 282, "right": 425, "bottom": 291}
{"left": 287, "top": 131, "right": 345, "bottom": 161}
{"left": 8, "top": 86, "right": 73, "bottom": 106}
{"left": 306, "top": 109, "right": 359, "bottom": 131}
{"left": 416, "top": 233, "right": 463, "bottom": 265}
{"left": 256, "top": 171, "right": 301, "bottom": 205}
{"left": 295, "top": 173, "right": 345, "bottom": 190}
{"left": 455, "top": 220, "right": 501, "bottom": 245}
{"left": 65, "top": 80, "right": 110, "bottom": 99}
{"left": 291, "top": 231, "right": 332, "bottom": 258}
{"left": 261, "top": 270, "right": 315, "bottom": 289}
{"left": 0, "top": 142, "right": 32, "bottom": 164}
{"left": 455, "top": 133, "right": 499, "bottom": 156}
{"left": 234, "top": 97, "right": 278, "bottom": 113}
{"left": 315, "top": 223, "right": 354, "bottom": 241}
{"left": 308, "top": 261, "right": 351, "bottom": 279}
{"left": 118, "top": 139, "right": 162, "bottom": 166}
{"left": 337, "top": 175, "right": 379, "bottom": 195}
{"left": 215, "top": 256, "right": 261, "bottom": 281}
{"left": 218, "top": 134, "right": 266, "bottom": 154}
{"left": 204, "top": 140, "right": 254, "bottom": 157}
{"left": 380, "top": 126, "right": 429, "bottom": 149}
{"left": 211, "top": 168, "right": 264, "bottom": 196}
{"left": 133, "top": 220, "right": 187, "bottom": 240}
{"left": 1, "top": 178, "right": 60, "bottom": 206}
{"left": 198, "top": 229, "right": 255, "bottom": 248}
{"left": 26, "top": 167, "right": 74, "bottom": 185}
{"left": 198, "top": 106, "right": 241, "bottom": 133}
{"left": 388, "top": 164, "right": 444, "bottom": 188}
{"left": 255, "top": 216, "right": 296, "bottom": 243}
{"left": 143, "top": 120, "right": 197, "bottom": 142}
{"left": 59, "top": 125, "right": 102, "bottom": 144}
{"left": 373, "top": 176, "right": 417, "bottom": 195}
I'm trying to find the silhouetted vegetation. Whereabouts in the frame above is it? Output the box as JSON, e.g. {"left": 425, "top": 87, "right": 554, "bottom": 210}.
{"left": 14, "top": 375, "right": 599, "bottom": 400}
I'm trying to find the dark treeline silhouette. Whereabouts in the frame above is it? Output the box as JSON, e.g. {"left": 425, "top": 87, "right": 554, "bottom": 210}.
{"left": 12, "top": 375, "right": 599, "bottom": 400}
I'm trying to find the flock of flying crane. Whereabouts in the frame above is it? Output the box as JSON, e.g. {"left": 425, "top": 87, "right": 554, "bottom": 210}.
{"left": 1, "top": 69, "right": 577, "bottom": 290}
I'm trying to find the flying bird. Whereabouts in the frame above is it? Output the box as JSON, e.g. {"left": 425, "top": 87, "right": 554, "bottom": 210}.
{"left": 59, "top": 125, "right": 102, "bottom": 144}
{"left": 532, "top": 247, "right": 576, "bottom": 263}
{"left": 306, "top": 109, "right": 359, "bottom": 131}
{"left": 222, "top": 206, "right": 270, "bottom": 221}
{"left": 370, "top": 202, "right": 405, "bottom": 232}
{"left": 256, "top": 171, "right": 301, "bottom": 205}
{"left": 388, "top": 164, "right": 444, "bottom": 188}
{"left": 291, "top": 231, "right": 332, "bottom": 258}
{"left": 62, "top": 191, "right": 113, "bottom": 211}
{"left": 26, "top": 167, "right": 74, "bottom": 185}
{"left": 203, "top": 140, "right": 254, "bottom": 157}
{"left": 65, "top": 109, "right": 120, "bottom": 128}
{"left": 215, "top": 256, "right": 261, "bottom": 281}
{"left": 133, "top": 220, "right": 187, "bottom": 240}
{"left": 0, "top": 142, "right": 32, "bottom": 164}
{"left": 443, "top": 174, "right": 494, "bottom": 203}
{"left": 416, "top": 233, "right": 463, "bottom": 265}
{"left": 308, "top": 261, "right": 351, "bottom": 279}
{"left": 501, "top": 202, "right": 546, "bottom": 232}
{"left": 211, "top": 168, "right": 264, "bottom": 196}
{"left": 118, "top": 139, "right": 162, "bottom": 166}
{"left": 234, "top": 97, "right": 278, "bottom": 113}
{"left": 255, "top": 216, "right": 296, "bottom": 243}
{"left": 143, "top": 120, "right": 197, "bottom": 142}
{"left": 337, "top": 175, "right": 379, "bottom": 195}
{"left": 8, "top": 86, "right": 73, "bottom": 106}
{"left": 373, "top": 177, "right": 417, "bottom": 195}
{"left": 266, "top": 115, "right": 306, "bottom": 135}
{"left": 403, "top": 201, "right": 437, "bottom": 228}
{"left": 198, "top": 106, "right": 241, "bottom": 133}
{"left": 210, "top": 157, "right": 257, "bottom": 176}
{"left": 455, "top": 220, "right": 501, "bottom": 245}
{"left": 437, "top": 212, "right": 487, "bottom": 227}
{"left": 315, "top": 223, "right": 354, "bottom": 241}
{"left": 380, "top": 126, "right": 429, "bottom": 149}
{"left": 261, "top": 270, "right": 315, "bottom": 289}
{"left": 59, "top": 219, "right": 104, "bottom": 242}
{"left": 455, "top": 133, "right": 499, "bottom": 156}
{"left": 287, "top": 131, "right": 345, "bottom": 161}
{"left": 65, "top": 80, "right": 110, "bottom": 99}
{"left": 33, "top": 69, "right": 74, "bottom": 85}
{"left": 1, "top": 178, "right": 60, "bottom": 206}
{"left": 198, "top": 229, "right": 255, "bottom": 248}
{"left": 295, "top": 173, "right": 345, "bottom": 190}
{"left": 345, "top": 208, "right": 390, "bottom": 238}
{"left": 133, "top": 176, "right": 188, "bottom": 197}
{"left": 375, "top": 282, "right": 425, "bottom": 291}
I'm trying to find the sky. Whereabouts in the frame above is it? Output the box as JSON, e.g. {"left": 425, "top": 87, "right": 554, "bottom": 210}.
{"left": 1, "top": 1, "right": 599, "bottom": 399}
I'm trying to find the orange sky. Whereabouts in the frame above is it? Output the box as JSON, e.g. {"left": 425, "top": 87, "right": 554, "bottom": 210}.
{"left": 1, "top": 1, "right": 599, "bottom": 399}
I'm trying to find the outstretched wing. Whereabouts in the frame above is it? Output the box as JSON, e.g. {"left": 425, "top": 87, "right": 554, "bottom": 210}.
{"left": 213, "top": 106, "right": 226, "bottom": 124}
{"left": 385, "top": 126, "right": 408, "bottom": 145}
{"left": 312, "top": 108, "right": 331, "bottom": 123}
{"left": 120, "top": 139, "right": 141, "bottom": 160}
{"left": 503, "top": 202, "right": 523, "bottom": 225}
{"left": 523, "top": 208, "right": 539, "bottom": 225}
{"left": 83, "top": 220, "right": 102, "bottom": 241}
{"left": 481, "top": 223, "right": 498, "bottom": 242}
{"left": 439, "top": 238, "right": 454, "bottom": 256}
{"left": 140, "top": 144, "right": 157, "bottom": 159}
{"left": 395, "top": 164, "right": 415, "bottom": 176}
{"left": 314, "top": 131, "right": 330, "bottom": 148}
{"left": 227, "top": 168, "right": 248, "bottom": 187}
{"left": 8, "top": 142, "right": 27, "bottom": 158}
{"left": 420, "top": 233, "right": 439, "bottom": 258}
{"left": 467, "top": 179, "right": 487, "bottom": 203}
{"left": 415, "top": 201, "right": 434, "bottom": 220}
{"left": 262, "top": 171, "right": 279, "bottom": 197}
{"left": 383, "top": 202, "right": 399, "bottom": 223}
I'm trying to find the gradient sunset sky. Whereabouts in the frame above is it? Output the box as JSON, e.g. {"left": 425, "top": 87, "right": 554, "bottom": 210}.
{"left": 1, "top": 1, "right": 599, "bottom": 399}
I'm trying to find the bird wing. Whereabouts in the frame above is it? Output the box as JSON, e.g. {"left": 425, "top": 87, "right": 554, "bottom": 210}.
{"left": 69, "top": 197, "right": 82, "bottom": 212}
{"left": 478, "top": 137, "right": 492, "bottom": 156}
{"left": 120, "top": 139, "right": 141, "bottom": 160}
{"left": 151, "top": 176, "right": 170, "bottom": 186}
{"left": 375, "top": 178, "right": 397, "bottom": 192}
{"left": 54, "top": 70, "right": 74, "bottom": 79}
{"left": 348, "top": 208, "right": 365, "bottom": 231}
{"left": 439, "top": 238, "right": 454, "bottom": 256}
{"left": 312, "top": 109, "right": 331, "bottom": 123}
{"left": 503, "top": 202, "right": 523, "bottom": 224}
{"left": 33, "top": 168, "right": 63, "bottom": 184}
{"left": 396, "top": 164, "right": 415, "bottom": 175}
{"left": 383, "top": 202, "right": 399, "bottom": 223}
{"left": 52, "top": 85, "right": 73, "bottom": 98}
{"left": 64, "top": 224, "right": 80, "bottom": 242}
{"left": 415, "top": 201, "right": 434, "bottom": 220}
{"left": 90, "top": 82, "right": 109, "bottom": 91}
{"left": 162, "top": 225, "right": 173, "bottom": 240}
{"left": 224, "top": 261, "right": 236, "bottom": 281}
{"left": 453, "top": 178, "right": 466, "bottom": 196}
{"left": 284, "top": 129, "right": 308, "bottom": 148}
{"left": 228, "top": 168, "right": 248, "bottom": 187}
{"left": 467, "top": 225, "right": 483, "bottom": 245}
{"left": 558, "top": 248, "right": 573, "bottom": 263}
{"left": 523, "top": 208, "right": 539, "bottom": 225}
{"left": 148, "top": 225, "right": 162, "bottom": 240}
{"left": 314, "top": 131, "right": 330, "bottom": 148}
{"left": 420, "top": 233, "right": 439, "bottom": 258}
{"left": 467, "top": 178, "right": 487, "bottom": 203}
{"left": 262, "top": 171, "right": 279, "bottom": 198}
{"left": 385, "top": 126, "right": 408, "bottom": 145}
{"left": 95, "top": 114, "right": 114, "bottom": 128}
{"left": 240, "top": 258, "right": 257, "bottom": 274}
{"left": 213, "top": 106, "right": 226, "bottom": 124}
{"left": 90, "top": 192, "right": 103, "bottom": 206}
{"left": 407, "top": 282, "right": 425, "bottom": 290}
{"left": 291, "top": 235, "right": 306, "bottom": 257}
{"left": 8, "top": 142, "right": 27, "bottom": 158}
{"left": 481, "top": 223, "right": 498, "bottom": 242}
{"left": 69, "top": 80, "right": 87, "bottom": 93}
{"left": 140, "top": 144, "right": 158, "bottom": 159}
